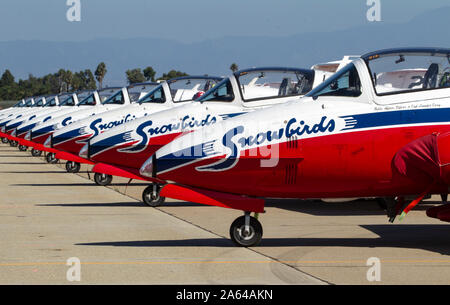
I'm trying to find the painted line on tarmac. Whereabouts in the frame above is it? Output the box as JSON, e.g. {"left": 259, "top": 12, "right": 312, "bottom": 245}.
{"left": 2, "top": 258, "right": 450, "bottom": 267}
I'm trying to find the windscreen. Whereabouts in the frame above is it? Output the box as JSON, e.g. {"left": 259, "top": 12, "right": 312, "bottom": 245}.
{"left": 138, "top": 85, "right": 166, "bottom": 104}
{"left": 98, "top": 88, "right": 119, "bottom": 103}
{"left": 33, "top": 98, "right": 45, "bottom": 107}
{"left": 24, "top": 99, "right": 34, "bottom": 107}
{"left": 127, "top": 84, "right": 158, "bottom": 102}
{"left": 198, "top": 79, "right": 234, "bottom": 102}
{"left": 167, "top": 78, "right": 222, "bottom": 102}
{"left": 59, "top": 95, "right": 76, "bottom": 106}
{"left": 102, "top": 90, "right": 125, "bottom": 105}
{"left": 237, "top": 69, "right": 314, "bottom": 101}
{"left": 306, "top": 63, "right": 362, "bottom": 98}
{"left": 367, "top": 53, "right": 450, "bottom": 95}
{"left": 78, "top": 94, "right": 96, "bottom": 106}
{"left": 43, "top": 97, "right": 58, "bottom": 107}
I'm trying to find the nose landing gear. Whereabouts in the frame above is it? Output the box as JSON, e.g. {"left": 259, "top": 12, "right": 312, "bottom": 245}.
{"left": 31, "top": 149, "right": 42, "bottom": 157}
{"left": 18, "top": 145, "right": 28, "bottom": 152}
{"left": 65, "top": 161, "right": 81, "bottom": 173}
{"left": 46, "top": 153, "right": 58, "bottom": 164}
{"left": 230, "top": 212, "right": 263, "bottom": 247}
{"left": 142, "top": 183, "right": 166, "bottom": 207}
{"left": 94, "top": 173, "right": 113, "bottom": 186}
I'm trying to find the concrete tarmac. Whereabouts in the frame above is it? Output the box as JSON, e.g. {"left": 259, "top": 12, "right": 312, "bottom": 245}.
{"left": 1, "top": 144, "right": 450, "bottom": 284}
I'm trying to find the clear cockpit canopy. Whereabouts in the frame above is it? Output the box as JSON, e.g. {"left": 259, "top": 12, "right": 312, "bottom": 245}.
{"left": 237, "top": 68, "right": 315, "bottom": 101}
{"left": 167, "top": 77, "right": 222, "bottom": 102}
{"left": 127, "top": 83, "right": 159, "bottom": 103}
{"left": 364, "top": 48, "right": 450, "bottom": 95}
{"left": 32, "top": 97, "right": 45, "bottom": 107}
{"left": 199, "top": 68, "right": 315, "bottom": 103}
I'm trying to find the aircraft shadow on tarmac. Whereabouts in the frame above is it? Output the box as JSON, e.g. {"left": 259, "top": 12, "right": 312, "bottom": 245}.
{"left": 265, "top": 198, "right": 435, "bottom": 216}
{"left": 0, "top": 162, "right": 47, "bottom": 165}
{"left": 11, "top": 182, "right": 149, "bottom": 187}
{"left": 0, "top": 171, "right": 67, "bottom": 174}
{"left": 0, "top": 155, "right": 33, "bottom": 157}
{"left": 76, "top": 224, "right": 450, "bottom": 255}
{"left": 36, "top": 202, "right": 146, "bottom": 208}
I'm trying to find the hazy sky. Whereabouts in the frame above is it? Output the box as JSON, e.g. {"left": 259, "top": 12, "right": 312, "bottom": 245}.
{"left": 0, "top": 0, "right": 448, "bottom": 43}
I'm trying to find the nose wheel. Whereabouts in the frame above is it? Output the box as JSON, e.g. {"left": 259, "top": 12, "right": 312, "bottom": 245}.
{"left": 1, "top": 137, "right": 8, "bottom": 144}
{"left": 230, "top": 212, "right": 263, "bottom": 247}
{"left": 31, "top": 149, "right": 42, "bottom": 157}
{"left": 94, "top": 173, "right": 113, "bottom": 186}
{"left": 142, "top": 184, "right": 166, "bottom": 207}
{"left": 46, "top": 153, "right": 58, "bottom": 164}
{"left": 9, "top": 140, "right": 18, "bottom": 147}
{"left": 65, "top": 161, "right": 81, "bottom": 173}
{"left": 18, "top": 145, "right": 28, "bottom": 152}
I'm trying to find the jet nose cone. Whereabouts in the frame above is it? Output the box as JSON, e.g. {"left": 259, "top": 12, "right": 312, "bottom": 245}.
{"left": 79, "top": 143, "right": 89, "bottom": 159}
{"left": 140, "top": 156, "right": 154, "bottom": 178}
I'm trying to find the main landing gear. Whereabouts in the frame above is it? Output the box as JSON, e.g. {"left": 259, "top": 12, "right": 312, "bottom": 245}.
{"left": 65, "top": 161, "right": 81, "bottom": 173}
{"left": 18, "top": 145, "right": 28, "bottom": 152}
{"left": 142, "top": 183, "right": 166, "bottom": 207}
{"left": 46, "top": 152, "right": 58, "bottom": 164}
{"left": 94, "top": 173, "right": 113, "bottom": 186}
{"left": 230, "top": 212, "right": 263, "bottom": 247}
{"left": 31, "top": 149, "right": 42, "bottom": 157}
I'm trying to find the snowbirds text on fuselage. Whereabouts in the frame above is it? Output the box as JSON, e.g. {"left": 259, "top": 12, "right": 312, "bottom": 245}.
{"left": 142, "top": 47, "right": 450, "bottom": 247}
{"left": 82, "top": 61, "right": 352, "bottom": 205}
{"left": 51, "top": 76, "right": 222, "bottom": 180}
{"left": 24, "top": 87, "right": 123, "bottom": 162}
{"left": 6, "top": 93, "right": 75, "bottom": 140}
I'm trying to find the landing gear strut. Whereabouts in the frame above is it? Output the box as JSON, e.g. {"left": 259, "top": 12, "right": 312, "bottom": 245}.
{"left": 18, "top": 145, "right": 28, "bottom": 152}
{"left": 229, "top": 212, "right": 263, "bottom": 247}
{"left": 94, "top": 173, "right": 113, "bottom": 186}
{"left": 142, "top": 183, "right": 165, "bottom": 207}
{"left": 65, "top": 161, "right": 81, "bottom": 173}
{"left": 31, "top": 149, "right": 42, "bottom": 157}
{"left": 46, "top": 153, "right": 58, "bottom": 164}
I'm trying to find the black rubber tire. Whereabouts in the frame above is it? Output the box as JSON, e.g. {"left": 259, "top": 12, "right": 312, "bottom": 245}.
{"left": 1, "top": 137, "right": 8, "bottom": 144}
{"left": 31, "top": 149, "right": 42, "bottom": 157}
{"left": 142, "top": 184, "right": 166, "bottom": 207}
{"left": 65, "top": 161, "right": 81, "bottom": 173}
{"left": 46, "top": 153, "right": 58, "bottom": 164}
{"left": 94, "top": 173, "right": 113, "bottom": 186}
{"left": 229, "top": 215, "right": 263, "bottom": 247}
{"left": 9, "top": 140, "right": 18, "bottom": 147}
{"left": 18, "top": 145, "right": 28, "bottom": 152}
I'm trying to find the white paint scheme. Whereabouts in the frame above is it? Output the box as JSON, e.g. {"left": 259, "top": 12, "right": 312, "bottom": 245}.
{"left": 50, "top": 78, "right": 219, "bottom": 148}
{"left": 149, "top": 50, "right": 450, "bottom": 176}
{"left": 86, "top": 59, "right": 352, "bottom": 159}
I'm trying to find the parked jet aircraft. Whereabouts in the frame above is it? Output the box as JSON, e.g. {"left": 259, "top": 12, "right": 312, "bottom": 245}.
{"left": 5, "top": 93, "right": 75, "bottom": 150}
{"left": 49, "top": 77, "right": 222, "bottom": 181}
{"left": 82, "top": 60, "right": 353, "bottom": 205}
{"left": 22, "top": 87, "right": 124, "bottom": 163}
{"left": 141, "top": 48, "right": 450, "bottom": 246}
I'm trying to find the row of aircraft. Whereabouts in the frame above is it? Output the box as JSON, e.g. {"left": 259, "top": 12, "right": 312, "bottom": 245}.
{"left": 1, "top": 47, "right": 449, "bottom": 246}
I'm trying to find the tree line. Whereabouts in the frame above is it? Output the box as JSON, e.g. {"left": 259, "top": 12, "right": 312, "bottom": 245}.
{"left": 0, "top": 62, "right": 191, "bottom": 101}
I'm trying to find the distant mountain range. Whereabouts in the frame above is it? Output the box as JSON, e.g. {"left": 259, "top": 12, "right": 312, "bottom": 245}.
{"left": 0, "top": 6, "right": 449, "bottom": 86}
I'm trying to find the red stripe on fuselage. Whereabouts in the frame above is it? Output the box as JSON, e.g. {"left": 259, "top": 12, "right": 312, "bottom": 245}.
{"left": 157, "top": 125, "right": 450, "bottom": 199}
